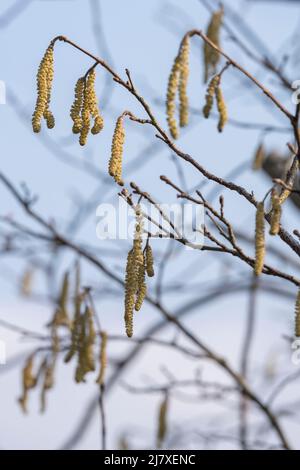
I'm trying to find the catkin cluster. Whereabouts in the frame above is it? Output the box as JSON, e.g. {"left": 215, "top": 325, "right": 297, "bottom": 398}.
{"left": 203, "top": 9, "right": 223, "bottom": 83}
{"left": 254, "top": 202, "right": 265, "bottom": 276}
{"left": 109, "top": 115, "right": 125, "bottom": 186}
{"left": 157, "top": 394, "right": 169, "bottom": 449}
{"left": 74, "top": 306, "right": 96, "bottom": 383}
{"left": 203, "top": 74, "right": 227, "bottom": 132}
{"left": 269, "top": 190, "right": 282, "bottom": 236}
{"left": 295, "top": 289, "right": 300, "bottom": 338}
{"left": 70, "top": 69, "right": 104, "bottom": 146}
{"left": 124, "top": 208, "right": 155, "bottom": 337}
{"left": 32, "top": 45, "right": 55, "bottom": 133}
{"left": 166, "top": 36, "right": 190, "bottom": 139}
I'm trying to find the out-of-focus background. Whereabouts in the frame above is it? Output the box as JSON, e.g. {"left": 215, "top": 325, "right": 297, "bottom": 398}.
{"left": 0, "top": 0, "right": 300, "bottom": 450}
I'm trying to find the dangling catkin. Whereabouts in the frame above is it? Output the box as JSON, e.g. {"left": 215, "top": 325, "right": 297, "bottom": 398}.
{"left": 86, "top": 69, "right": 104, "bottom": 135}
{"left": 96, "top": 331, "right": 108, "bottom": 385}
{"left": 179, "top": 36, "right": 190, "bottom": 128}
{"left": 145, "top": 244, "right": 155, "bottom": 277}
{"left": 166, "top": 56, "right": 181, "bottom": 140}
{"left": 157, "top": 394, "right": 169, "bottom": 449}
{"left": 54, "top": 272, "right": 70, "bottom": 328}
{"left": 70, "top": 77, "right": 85, "bottom": 134}
{"left": 295, "top": 289, "right": 300, "bottom": 337}
{"left": 269, "top": 190, "right": 282, "bottom": 236}
{"left": 252, "top": 143, "right": 265, "bottom": 171}
{"left": 124, "top": 205, "right": 144, "bottom": 337}
{"left": 135, "top": 257, "right": 147, "bottom": 312}
{"left": 254, "top": 202, "right": 265, "bottom": 276}
{"left": 109, "top": 115, "right": 125, "bottom": 186}
{"left": 79, "top": 80, "right": 91, "bottom": 146}
{"left": 32, "top": 45, "right": 55, "bottom": 133}
{"left": 203, "top": 9, "right": 223, "bottom": 83}
{"left": 18, "top": 355, "right": 37, "bottom": 413}
{"left": 215, "top": 85, "right": 227, "bottom": 132}
{"left": 203, "top": 75, "right": 220, "bottom": 119}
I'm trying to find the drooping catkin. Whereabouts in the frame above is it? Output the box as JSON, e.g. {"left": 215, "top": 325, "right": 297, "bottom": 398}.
{"left": 135, "top": 257, "right": 147, "bottom": 312}
{"left": 109, "top": 115, "right": 125, "bottom": 186}
{"left": 295, "top": 289, "right": 300, "bottom": 337}
{"left": 32, "top": 45, "right": 55, "bottom": 133}
{"left": 64, "top": 266, "right": 82, "bottom": 363}
{"left": 203, "top": 75, "right": 220, "bottom": 119}
{"left": 157, "top": 394, "right": 169, "bottom": 449}
{"left": 203, "top": 8, "right": 223, "bottom": 83}
{"left": 145, "top": 244, "right": 155, "bottom": 277}
{"left": 55, "top": 272, "right": 70, "bottom": 328}
{"left": 86, "top": 69, "right": 104, "bottom": 135}
{"left": 254, "top": 202, "right": 265, "bottom": 276}
{"left": 279, "top": 158, "right": 299, "bottom": 205}
{"left": 20, "top": 268, "right": 33, "bottom": 297}
{"left": 84, "top": 306, "right": 96, "bottom": 372}
{"left": 215, "top": 85, "right": 227, "bottom": 132}
{"left": 252, "top": 143, "right": 265, "bottom": 171}
{"left": 18, "top": 355, "right": 37, "bottom": 413}
{"left": 40, "top": 357, "right": 56, "bottom": 413}
{"left": 166, "top": 56, "right": 181, "bottom": 140}
{"left": 179, "top": 36, "right": 190, "bottom": 128}
{"left": 124, "top": 206, "right": 144, "bottom": 337}
{"left": 79, "top": 80, "right": 91, "bottom": 146}
{"left": 96, "top": 331, "right": 108, "bottom": 385}
{"left": 70, "top": 77, "right": 85, "bottom": 134}
{"left": 269, "top": 190, "right": 282, "bottom": 236}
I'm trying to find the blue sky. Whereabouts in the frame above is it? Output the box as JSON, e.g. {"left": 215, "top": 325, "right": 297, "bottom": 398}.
{"left": 0, "top": 0, "right": 300, "bottom": 449}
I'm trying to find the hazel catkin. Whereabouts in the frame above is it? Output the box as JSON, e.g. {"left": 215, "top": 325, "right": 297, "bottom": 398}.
{"left": 203, "top": 75, "right": 220, "bottom": 119}
{"left": 32, "top": 45, "right": 55, "bottom": 133}
{"left": 109, "top": 115, "right": 125, "bottom": 186}
{"left": 203, "top": 9, "right": 223, "bottom": 83}
{"left": 70, "top": 77, "right": 85, "bottom": 134}
{"left": 96, "top": 331, "right": 108, "bottom": 386}
{"left": 215, "top": 85, "right": 227, "bottom": 132}
{"left": 254, "top": 202, "right": 265, "bottom": 276}
{"left": 145, "top": 244, "right": 155, "bottom": 278}
{"left": 269, "top": 190, "right": 282, "bottom": 236}
{"left": 179, "top": 36, "right": 190, "bottom": 128}
{"left": 157, "top": 394, "right": 169, "bottom": 449}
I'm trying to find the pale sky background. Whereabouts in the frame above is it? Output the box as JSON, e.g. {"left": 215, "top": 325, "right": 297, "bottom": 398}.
{"left": 0, "top": 0, "right": 300, "bottom": 450}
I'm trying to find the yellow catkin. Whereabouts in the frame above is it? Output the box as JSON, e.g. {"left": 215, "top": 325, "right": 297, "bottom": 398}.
{"left": 84, "top": 306, "right": 96, "bottom": 373}
{"left": 179, "top": 36, "right": 190, "bottom": 128}
{"left": 252, "top": 143, "right": 265, "bottom": 171}
{"left": 86, "top": 69, "right": 104, "bottom": 135}
{"left": 32, "top": 45, "right": 55, "bottom": 132}
{"left": 145, "top": 244, "right": 155, "bottom": 277}
{"left": 21, "top": 268, "right": 33, "bottom": 297}
{"left": 295, "top": 289, "right": 300, "bottom": 337}
{"left": 65, "top": 264, "right": 82, "bottom": 363}
{"left": 254, "top": 202, "right": 265, "bottom": 276}
{"left": 215, "top": 85, "right": 227, "bottom": 132}
{"left": 70, "top": 77, "right": 85, "bottom": 134}
{"left": 96, "top": 331, "right": 108, "bottom": 385}
{"left": 135, "top": 258, "right": 147, "bottom": 312}
{"left": 204, "top": 9, "right": 223, "bottom": 83}
{"left": 166, "top": 56, "right": 181, "bottom": 140}
{"left": 157, "top": 394, "right": 169, "bottom": 449}
{"left": 79, "top": 80, "right": 91, "bottom": 146}
{"left": 109, "top": 115, "right": 125, "bottom": 186}
{"left": 203, "top": 75, "right": 220, "bottom": 119}
{"left": 18, "top": 355, "right": 37, "bottom": 413}
{"left": 269, "top": 190, "right": 282, "bottom": 236}
{"left": 279, "top": 159, "right": 299, "bottom": 205}
{"left": 55, "top": 272, "right": 70, "bottom": 327}
{"left": 124, "top": 206, "right": 144, "bottom": 337}
{"left": 40, "top": 358, "right": 56, "bottom": 413}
